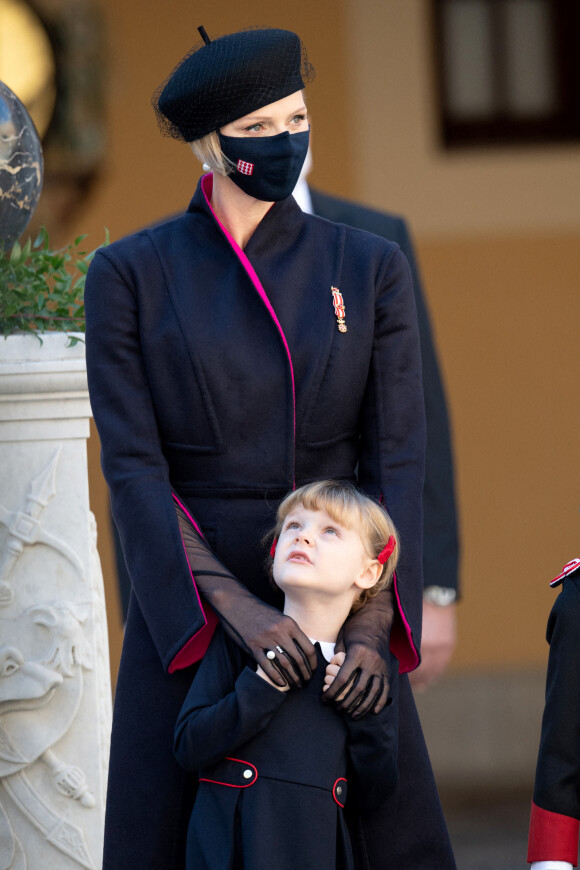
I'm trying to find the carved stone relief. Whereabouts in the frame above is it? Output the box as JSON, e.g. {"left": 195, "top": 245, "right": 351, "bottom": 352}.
{"left": 0, "top": 334, "right": 111, "bottom": 869}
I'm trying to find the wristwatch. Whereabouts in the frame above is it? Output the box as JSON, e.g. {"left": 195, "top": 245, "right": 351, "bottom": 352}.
{"left": 423, "top": 586, "right": 457, "bottom": 607}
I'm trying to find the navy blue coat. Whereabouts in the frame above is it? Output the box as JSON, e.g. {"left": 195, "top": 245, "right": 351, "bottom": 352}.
{"left": 175, "top": 629, "right": 399, "bottom": 870}
{"left": 86, "top": 174, "right": 455, "bottom": 868}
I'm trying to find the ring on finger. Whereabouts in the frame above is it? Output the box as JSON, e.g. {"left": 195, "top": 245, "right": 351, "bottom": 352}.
{"left": 275, "top": 645, "right": 284, "bottom": 655}
{"left": 266, "top": 650, "right": 276, "bottom": 660}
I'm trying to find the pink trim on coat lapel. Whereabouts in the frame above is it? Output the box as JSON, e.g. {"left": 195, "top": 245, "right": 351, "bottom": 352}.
{"left": 201, "top": 173, "right": 296, "bottom": 486}
{"left": 168, "top": 493, "right": 220, "bottom": 672}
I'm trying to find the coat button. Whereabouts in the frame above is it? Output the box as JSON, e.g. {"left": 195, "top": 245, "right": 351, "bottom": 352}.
{"left": 336, "top": 786, "right": 342, "bottom": 795}
{"left": 243, "top": 769, "right": 253, "bottom": 779}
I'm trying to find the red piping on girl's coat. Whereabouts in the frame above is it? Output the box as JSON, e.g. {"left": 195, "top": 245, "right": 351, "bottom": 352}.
{"left": 201, "top": 173, "right": 296, "bottom": 488}
{"left": 333, "top": 777, "right": 347, "bottom": 808}
{"left": 199, "top": 757, "right": 258, "bottom": 788}
{"left": 168, "top": 493, "right": 220, "bottom": 672}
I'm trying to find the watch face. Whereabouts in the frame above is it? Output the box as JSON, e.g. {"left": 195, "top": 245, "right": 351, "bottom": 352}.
{"left": 424, "top": 586, "right": 457, "bottom": 607}
{"left": 0, "top": 0, "right": 57, "bottom": 138}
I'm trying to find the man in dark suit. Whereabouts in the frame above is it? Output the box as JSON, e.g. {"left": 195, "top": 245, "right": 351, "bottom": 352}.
{"left": 293, "top": 159, "right": 459, "bottom": 691}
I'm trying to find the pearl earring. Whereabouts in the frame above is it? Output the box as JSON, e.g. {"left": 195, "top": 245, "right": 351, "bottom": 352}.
{"left": 202, "top": 163, "right": 211, "bottom": 172}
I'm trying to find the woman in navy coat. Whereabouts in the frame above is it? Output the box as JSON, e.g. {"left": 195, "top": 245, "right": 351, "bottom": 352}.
{"left": 85, "top": 26, "right": 455, "bottom": 869}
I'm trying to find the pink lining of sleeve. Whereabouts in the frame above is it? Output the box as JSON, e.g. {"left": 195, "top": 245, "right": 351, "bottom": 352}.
{"left": 379, "top": 493, "right": 420, "bottom": 673}
{"left": 390, "top": 571, "right": 420, "bottom": 674}
{"left": 168, "top": 493, "right": 220, "bottom": 672}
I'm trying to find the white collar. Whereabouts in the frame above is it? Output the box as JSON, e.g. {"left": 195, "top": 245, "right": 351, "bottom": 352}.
{"left": 308, "top": 638, "right": 335, "bottom": 663}
{"left": 292, "top": 177, "right": 313, "bottom": 214}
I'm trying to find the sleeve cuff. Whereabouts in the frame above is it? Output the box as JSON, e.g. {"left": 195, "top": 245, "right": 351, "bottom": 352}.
{"left": 528, "top": 801, "right": 579, "bottom": 865}
{"left": 390, "top": 571, "right": 420, "bottom": 673}
{"left": 168, "top": 606, "right": 220, "bottom": 673}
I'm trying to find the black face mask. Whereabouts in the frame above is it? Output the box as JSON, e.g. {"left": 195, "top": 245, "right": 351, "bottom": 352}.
{"left": 217, "top": 128, "right": 310, "bottom": 202}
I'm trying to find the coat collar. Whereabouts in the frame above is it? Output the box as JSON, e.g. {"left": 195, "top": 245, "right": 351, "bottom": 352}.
{"left": 187, "top": 173, "right": 306, "bottom": 255}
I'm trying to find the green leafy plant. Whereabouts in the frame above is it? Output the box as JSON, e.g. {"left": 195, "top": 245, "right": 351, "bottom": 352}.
{"left": 0, "top": 227, "right": 108, "bottom": 344}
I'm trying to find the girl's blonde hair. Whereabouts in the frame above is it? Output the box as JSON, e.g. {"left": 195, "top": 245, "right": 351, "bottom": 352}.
{"left": 270, "top": 480, "right": 400, "bottom": 613}
{"left": 189, "top": 131, "right": 234, "bottom": 176}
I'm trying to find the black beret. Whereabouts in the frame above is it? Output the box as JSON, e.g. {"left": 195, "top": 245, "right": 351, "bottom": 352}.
{"left": 153, "top": 27, "right": 314, "bottom": 143}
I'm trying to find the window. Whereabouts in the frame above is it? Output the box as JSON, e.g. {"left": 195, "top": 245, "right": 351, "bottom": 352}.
{"left": 433, "top": 0, "right": 580, "bottom": 147}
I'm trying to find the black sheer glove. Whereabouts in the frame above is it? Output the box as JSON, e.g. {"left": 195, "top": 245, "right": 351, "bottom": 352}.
{"left": 175, "top": 500, "right": 317, "bottom": 688}
{"left": 323, "top": 588, "right": 394, "bottom": 718}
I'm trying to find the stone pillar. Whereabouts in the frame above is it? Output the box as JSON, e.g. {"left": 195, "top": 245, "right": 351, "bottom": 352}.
{"left": 0, "top": 333, "right": 112, "bottom": 870}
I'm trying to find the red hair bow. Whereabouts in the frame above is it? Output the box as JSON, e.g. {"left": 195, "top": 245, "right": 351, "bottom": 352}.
{"left": 270, "top": 538, "right": 277, "bottom": 559}
{"left": 378, "top": 535, "right": 396, "bottom": 564}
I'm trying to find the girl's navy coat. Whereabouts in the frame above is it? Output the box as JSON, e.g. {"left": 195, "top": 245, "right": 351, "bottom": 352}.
{"left": 175, "top": 629, "right": 399, "bottom": 870}
{"left": 85, "top": 174, "right": 455, "bottom": 868}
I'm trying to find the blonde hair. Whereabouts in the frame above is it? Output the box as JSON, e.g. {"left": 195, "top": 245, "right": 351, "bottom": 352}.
{"left": 189, "top": 131, "right": 234, "bottom": 176}
{"left": 270, "top": 480, "right": 400, "bottom": 613}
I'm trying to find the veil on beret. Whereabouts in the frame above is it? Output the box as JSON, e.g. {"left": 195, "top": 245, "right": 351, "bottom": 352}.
{"left": 152, "top": 26, "right": 315, "bottom": 143}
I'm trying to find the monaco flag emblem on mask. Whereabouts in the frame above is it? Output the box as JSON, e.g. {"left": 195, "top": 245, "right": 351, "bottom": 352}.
{"left": 237, "top": 160, "right": 254, "bottom": 175}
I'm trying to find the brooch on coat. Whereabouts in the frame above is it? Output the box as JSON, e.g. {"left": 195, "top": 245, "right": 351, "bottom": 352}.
{"left": 331, "top": 287, "right": 347, "bottom": 333}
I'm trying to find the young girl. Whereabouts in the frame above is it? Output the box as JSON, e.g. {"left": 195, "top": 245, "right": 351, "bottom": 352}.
{"left": 174, "top": 480, "right": 400, "bottom": 870}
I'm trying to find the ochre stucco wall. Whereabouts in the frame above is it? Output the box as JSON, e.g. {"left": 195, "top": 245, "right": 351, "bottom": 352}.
{"left": 417, "top": 232, "right": 580, "bottom": 671}
{"left": 344, "top": 0, "right": 580, "bottom": 237}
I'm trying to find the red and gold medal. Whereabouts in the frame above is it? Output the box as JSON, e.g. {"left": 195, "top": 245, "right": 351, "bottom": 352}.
{"left": 331, "top": 287, "right": 347, "bottom": 333}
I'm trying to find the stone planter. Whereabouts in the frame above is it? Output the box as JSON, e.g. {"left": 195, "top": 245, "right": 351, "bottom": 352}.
{"left": 0, "top": 333, "right": 111, "bottom": 869}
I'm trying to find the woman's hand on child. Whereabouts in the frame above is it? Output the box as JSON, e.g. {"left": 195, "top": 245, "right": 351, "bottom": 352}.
{"left": 207, "top": 580, "right": 318, "bottom": 689}
{"left": 220, "top": 596, "right": 318, "bottom": 689}
{"left": 322, "top": 590, "right": 393, "bottom": 718}
{"left": 247, "top": 607, "right": 317, "bottom": 689}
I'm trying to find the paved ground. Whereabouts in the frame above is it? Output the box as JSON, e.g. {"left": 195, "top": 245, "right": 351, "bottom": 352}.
{"left": 442, "top": 788, "right": 531, "bottom": 870}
